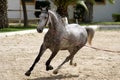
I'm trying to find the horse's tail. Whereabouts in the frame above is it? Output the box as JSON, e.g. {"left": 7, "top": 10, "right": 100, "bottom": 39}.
{"left": 85, "top": 27, "right": 95, "bottom": 45}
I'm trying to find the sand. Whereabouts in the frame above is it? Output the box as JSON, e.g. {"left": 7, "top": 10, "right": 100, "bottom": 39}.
{"left": 0, "top": 30, "right": 120, "bottom": 80}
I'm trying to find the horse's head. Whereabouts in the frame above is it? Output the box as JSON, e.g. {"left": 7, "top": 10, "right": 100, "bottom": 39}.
{"left": 37, "top": 7, "right": 49, "bottom": 33}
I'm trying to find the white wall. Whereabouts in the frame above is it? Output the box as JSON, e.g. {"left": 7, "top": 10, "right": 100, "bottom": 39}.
{"left": 7, "top": 0, "right": 56, "bottom": 20}
{"left": 8, "top": 0, "right": 120, "bottom": 22}
{"left": 93, "top": 0, "right": 120, "bottom": 22}
{"left": 8, "top": 0, "right": 36, "bottom": 20}
{"left": 8, "top": 0, "right": 20, "bottom": 19}
{"left": 23, "top": 5, "right": 35, "bottom": 19}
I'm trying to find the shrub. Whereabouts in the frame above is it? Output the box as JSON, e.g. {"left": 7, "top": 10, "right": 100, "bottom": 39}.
{"left": 112, "top": 14, "right": 120, "bottom": 22}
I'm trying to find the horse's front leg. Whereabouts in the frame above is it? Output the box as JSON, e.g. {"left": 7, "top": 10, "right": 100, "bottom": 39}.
{"left": 25, "top": 43, "right": 46, "bottom": 76}
{"left": 46, "top": 50, "right": 58, "bottom": 71}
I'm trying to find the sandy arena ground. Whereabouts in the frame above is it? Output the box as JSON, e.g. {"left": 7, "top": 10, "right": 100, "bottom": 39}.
{"left": 0, "top": 30, "right": 120, "bottom": 80}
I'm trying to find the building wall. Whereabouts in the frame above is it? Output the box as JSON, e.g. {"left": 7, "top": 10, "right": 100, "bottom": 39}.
{"left": 7, "top": 0, "right": 120, "bottom": 22}
{"left": 7, "top": 0, "right": 55, "bottom": 20}
{"left": 8, "top": 0, "right": 36, "bottom": 20}
{"left": 93, "top": 0, "right": 120, "bottom": 22}
{"left": 8, "top": 0, "right": 20, "bottom": 19}
{"left": 25, "top": 5, "right": 35, "bottom": 19}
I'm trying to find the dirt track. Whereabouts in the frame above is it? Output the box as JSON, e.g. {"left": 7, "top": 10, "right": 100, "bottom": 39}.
{"left": 0, "top": 30, "right": 120, "bottom": 80}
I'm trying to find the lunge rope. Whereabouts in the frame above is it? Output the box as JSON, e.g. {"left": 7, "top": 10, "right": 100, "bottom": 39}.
{"left": 85, "top": 45, "right": 120, "bottom": 53}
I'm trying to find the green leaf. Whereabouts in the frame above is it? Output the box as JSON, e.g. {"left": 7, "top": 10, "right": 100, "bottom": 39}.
{"left": 85, "top": 0, "right": 96, "bottom": 4}
{"left": 108, "top": 0, "right": 115, "bottom": 4}
{"left": 77, "top": 1, "right": 88, "bottom": 12}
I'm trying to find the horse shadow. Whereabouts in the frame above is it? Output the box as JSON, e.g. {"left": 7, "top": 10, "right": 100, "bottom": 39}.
{"left": 27, "top": 74, "right": 79, "bottom": 80}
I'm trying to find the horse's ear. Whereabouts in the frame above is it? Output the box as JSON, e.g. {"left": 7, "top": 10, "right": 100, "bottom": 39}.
{"left": 46, "top": 6, "right": 49, "bottom": 11}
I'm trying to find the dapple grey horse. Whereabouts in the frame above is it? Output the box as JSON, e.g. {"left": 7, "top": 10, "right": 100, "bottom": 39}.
{"left": 25, "top": 9, "right": 95, "bottom": 76}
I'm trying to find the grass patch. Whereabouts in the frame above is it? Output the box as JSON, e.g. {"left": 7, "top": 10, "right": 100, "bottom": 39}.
{"left": 0, "top": 22, "right": 120, "bottom": 32}
{"left": 0, "top": 25, "right": 36, "bottom": 33}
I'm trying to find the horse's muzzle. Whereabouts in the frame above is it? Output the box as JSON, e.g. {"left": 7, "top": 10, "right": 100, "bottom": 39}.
{"left": 37, "top": 28, "right": 43, "bottom": 33}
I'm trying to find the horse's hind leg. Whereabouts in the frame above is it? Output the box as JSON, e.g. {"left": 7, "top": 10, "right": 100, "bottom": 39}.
{"left": 53, "top": 46, "right": 83, "bottom": 74}
{"left": 46, "top": 50, "right": 58, "bottom": 71}
{"left": 68, "top": 48, "right": 79, "bottom": 66}
{"left": 69, "top": 55, "right": 77, "bottom": 66}
{"left": 25, "top": 43, "right": 46, "bottom": 76}
{"left": 53, "top": 53, "right": 76, "bottom": 74}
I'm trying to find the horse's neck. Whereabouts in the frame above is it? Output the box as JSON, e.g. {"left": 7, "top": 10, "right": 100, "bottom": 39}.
{"left": 49, "top": 12, "right": 65, "bottom": 34}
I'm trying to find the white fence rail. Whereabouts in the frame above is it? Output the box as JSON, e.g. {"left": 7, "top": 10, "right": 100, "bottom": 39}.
{"left": 7, "top": 9, "right": 41, "bottom": 24}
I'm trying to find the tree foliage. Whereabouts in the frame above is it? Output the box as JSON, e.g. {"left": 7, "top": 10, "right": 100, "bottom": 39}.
{"left": 50, "top": 0, "right": 115, "bottom": 22}
{"left": 50, "top": 0, "right": 87, "bottom": 17}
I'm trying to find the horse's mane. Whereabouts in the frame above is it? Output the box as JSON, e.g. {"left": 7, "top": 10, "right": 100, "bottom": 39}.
{"left": 48, "top": 10, "right": 62, "bottom": 19}
{"left": 48, "top": 10, "right": 66, "bottom": 27}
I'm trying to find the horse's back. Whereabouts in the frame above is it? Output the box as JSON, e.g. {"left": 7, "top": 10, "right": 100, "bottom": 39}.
{"left": 66, "top": 24, "right": 86, "bottom": 32}
{"left": 66, "top": 24, "right": 87, "bottom": 38}
{"left": 64, "top": 24, "right": 88, "bottom": 45}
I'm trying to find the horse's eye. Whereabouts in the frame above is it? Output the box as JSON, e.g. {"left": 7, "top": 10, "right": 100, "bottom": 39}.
{"left": 45, "top": 17, "right": 47, "bottom": 19}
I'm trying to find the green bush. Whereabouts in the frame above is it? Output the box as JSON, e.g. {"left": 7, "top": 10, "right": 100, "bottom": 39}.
{"left": 112, "top": 14, "right": 120, "bottom": 22}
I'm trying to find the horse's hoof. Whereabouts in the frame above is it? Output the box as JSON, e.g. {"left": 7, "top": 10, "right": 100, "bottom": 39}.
{"left": 70, "top": 63, "right": 77, "bottom": 66}
{"left": 53, "top": 70, "right": 58, "bottom": 74}
{"left": 25, "top": 71, "right": 31, "bottom": 76}
{"left": 46, "top": 65, "right": 53, "bottom": 71}
{"left": 74, "top": 63, "right": 77, "bottom": 66}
